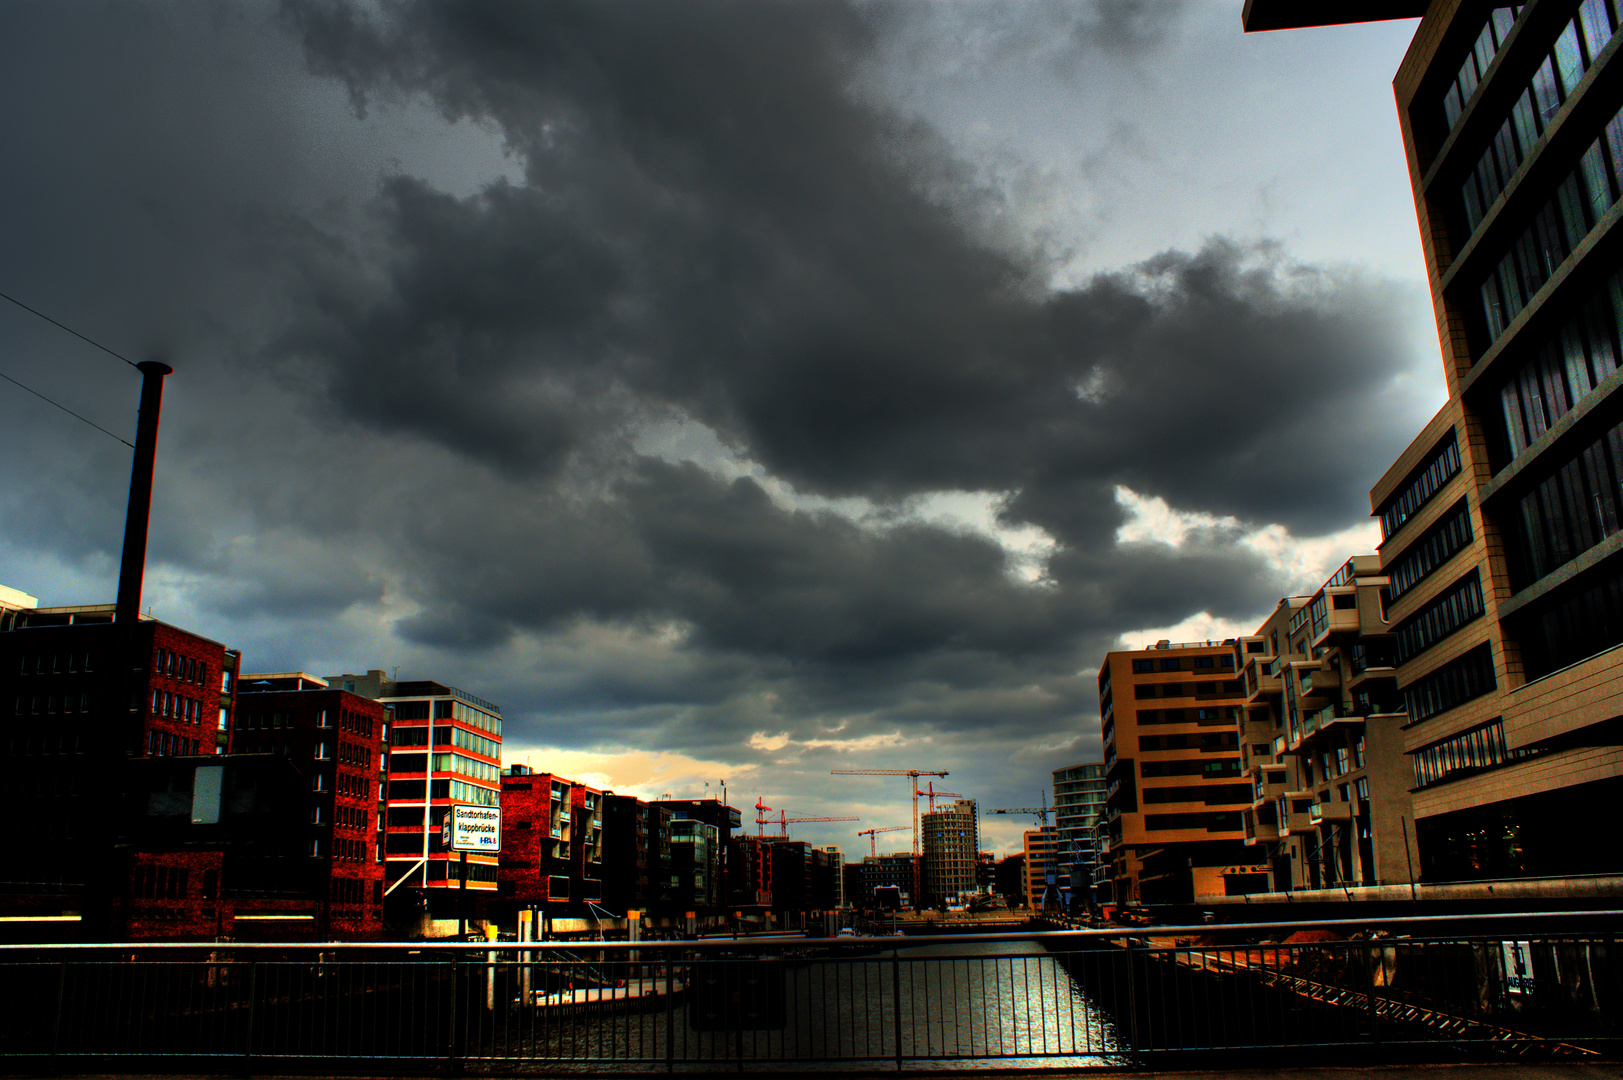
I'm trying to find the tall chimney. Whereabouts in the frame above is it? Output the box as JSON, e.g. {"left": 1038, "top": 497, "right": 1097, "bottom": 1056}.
{"left": 114, "top": 360, "right": 172, "bottom": 627}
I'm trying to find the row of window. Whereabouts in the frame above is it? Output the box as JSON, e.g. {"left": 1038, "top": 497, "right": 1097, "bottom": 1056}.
{"left": 15, "top": 651, "right": 94, "bottom": 675}
{"left": 1131, "top": 679, "right": 1243, "bottom": 699}
{"left": 334, "top": 710, "right": 375, "bottom": 737}
{"left": 1142, "top": 811, "right": 1241, "bottom": 833}
{"left": 6, "top": 731, "right": 83, "bottom": 755}
{"left": 385, "top": 778, "right": 502, "bottom": 806}
{"left": 147, "top": 731, "right": 209, "bottom": 757}
{"left": 1135, "top": 706, "right": 1237, "bottom": 724}
{"left": 332, "top": 804, "right": 372, "bottom": 831}
{"left": 152, "top": 689, "right": 206, "bottom": 725}
{"left": 1140, "top": 758, "right": 1241, "bottom": 778}
{"left": 331, "top": 836, "right": 370, "bottom": 862}
{"left": 1413, "top": 718, "right": 1532, "bottom": 787}
{"left": 1440, "top": 7, "right": 1518, "bottom": 136}
{"left": 1140, "top": 783, "right": 1250, "bottom": 806}
{"left": 1137, "top": 732, "right": 1236, "bottom": 752}
{"left": 1380, "top": 433, "right": 1461, "bottom": 540}
{"left": 1404, "top": 642, "right": 1498, "bottom": 722}
{"left": 337, "top": 773, "right": 370, "bottom": 800}
{"left": 336, "top": 742, "right": 373, "bottom": 769}
{"left": 1517, "top": 555, "right": 1623, "bottom": 679}
{"left": 1129, "top": 655, "right": 1234, "bottom": 673}
{"left": 1387, "top": 499, "right": 1474, "bottom": 602}
{"left": 1513, "top": 414, "right": 1623, "bottom": 582}
{"left": 1478, "top": 104, "right": 1623, "bottom": 345}
{"left": 1498, "top": 275, "right": 1622, "bottom": 460}
{"left": 15, "top": 691, "right": 90, "bottom": 715}
{"left": 387, "top": 723, "right": 499, "bottom": 760}
{"left": 1303, "top": 736, "right": 1367, "bottom": 787}
{"left": 154, "top": 647, "right": 208, "bottom": 687}
{"left": 1457, "top": 2, "right": 1618, "bottom": 237}
{"left": 1395, "top": 570, "right": 1487, "bottom": 664}
{"left": 331, "top": 877, "right": 380, "bottom": 907}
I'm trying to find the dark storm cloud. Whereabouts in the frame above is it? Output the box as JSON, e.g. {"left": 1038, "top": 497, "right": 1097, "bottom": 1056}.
{"left": 281, "top": 0, "right": 1419, "bottom": 538}
{"left": 0, "top": 0, "right": 1431, "bottom": 795}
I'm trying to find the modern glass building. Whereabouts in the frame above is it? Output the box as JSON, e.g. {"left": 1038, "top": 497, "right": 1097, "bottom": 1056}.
{"left": 1247, "top": 0, "right": 1623, "bottom": 885}
{"left": 1051, "top": 762, "right": 1106, "bottom": 908}
{"left": 327, "top": 670, "right": 503, "bottom": 905}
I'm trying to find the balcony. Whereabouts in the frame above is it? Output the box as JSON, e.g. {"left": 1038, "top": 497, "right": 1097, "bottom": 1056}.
{"left": 1243, "top": 811, "right": 1280, "bottom": 845}
{"left": 1300, "top": 708, "right": 1362, "bottom": 745}
{"left": 1308, "top": 801, "right": 1353, "bottom": 825}
{"left": 1243, "top": 659, "right": 1280, "bottom": 703}
{"left": 1310, "top": 594, "right": 1362, "bottom": 648}
{"left": 1297, "top": 663, "right": 1339, "bottom": 707}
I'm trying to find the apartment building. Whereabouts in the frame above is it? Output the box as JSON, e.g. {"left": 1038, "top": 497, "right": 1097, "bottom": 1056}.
{"left": 1052, "top": 762, "right": 1107, "bottom": 908}
{"left": 1248, "top": 0, "right": 1623, "bottom": 887}
{"left": 1023, "top": 826, "right": 1060, "bottom": 912}
{"left": 498, "top": 766, "right": 587, "bottom": 912}
{"left": 1098, "top": 642, "right": 1251, "bottom": 904}
{"left": 922, "top": 799, "right": 980, "bottom": 908}
{"left": 1232, "top": 558, "right": 1416, "bottom": 895}
{"left": 328, "top": 671, "right": 502, "bottom": 907}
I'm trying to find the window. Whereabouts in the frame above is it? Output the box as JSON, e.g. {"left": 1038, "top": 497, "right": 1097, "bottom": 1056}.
{"left": 1379, "top": 433, "right": 1460, "bottom": 540}
{"left": 1395, "top": 570, "right": 1487, "bottom": 664}
{"left": 1517, "top": 557, "right": 1623, "bottom": 679}
{"left": 1513, "top": 416, "right": 1623, "bottom": 584}
{"left": 1386, "top": 499, "right": 1473, "bottom": 601}
{"left": 1412, "top": 718, "right": 1532, "bottom": 788}
{"left": 1194, "top": 656, "right": 1215, "bottom": 668}
{"left": 1160, "top": 658, "right": 1181, "bottom": 671}
{"left": 1404, "top": 643, "right": 1497, "bottom": 722}
{"left": 1131, "top": 659, "right": 1153, "bottom": 673}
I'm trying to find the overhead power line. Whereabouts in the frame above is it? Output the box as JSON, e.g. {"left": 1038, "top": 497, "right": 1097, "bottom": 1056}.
{"left": 0, "top": 367, "right": 134, "bottom": 448}
{"left": 0, "top": 288, "right": 142, "bottom": 370}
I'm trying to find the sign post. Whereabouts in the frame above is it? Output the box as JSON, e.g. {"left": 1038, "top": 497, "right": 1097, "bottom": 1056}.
{"left": 444, "top": 806, "right": 501, "bottom": 938}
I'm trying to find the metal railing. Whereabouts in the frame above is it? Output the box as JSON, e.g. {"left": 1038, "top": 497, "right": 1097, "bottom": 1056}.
{"left": 0, "top": 912, "right": 1617, "bottom": 1072}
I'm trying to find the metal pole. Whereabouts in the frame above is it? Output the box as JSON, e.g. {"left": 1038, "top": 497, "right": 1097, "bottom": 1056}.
{"left": 1400, "top": 817, "right": 1419, "bottom": 904}
{"left": 114, "top": 360, "right": 172, "bottom": 634}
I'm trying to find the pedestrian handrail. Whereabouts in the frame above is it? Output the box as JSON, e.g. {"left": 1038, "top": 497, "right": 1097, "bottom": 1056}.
{"left": 0, "top": 911, "right": 1617, "bottom": 1069}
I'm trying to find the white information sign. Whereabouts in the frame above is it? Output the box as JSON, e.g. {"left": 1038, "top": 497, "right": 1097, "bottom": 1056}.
{"left": 446, "top": 805, "right": 501, "bottom": 854}
{"left": 1501, "top": 940, "right": 1535, "bottom": 995}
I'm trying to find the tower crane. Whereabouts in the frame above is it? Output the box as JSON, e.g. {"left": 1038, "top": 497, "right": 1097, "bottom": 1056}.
{"left": 856, "top": 825, "right": 909, "bottom": 857}
{"left": 830, "top": 768, "right": 948, "bottom": 908}
{"left": 763, "top": 812, "right": 860, "bottom": 839}
{"left": 916, "top": 782, "right": 965, "bottom": 812}
{"left": 990, "top": 792, "right": 1063, "bottom": 913}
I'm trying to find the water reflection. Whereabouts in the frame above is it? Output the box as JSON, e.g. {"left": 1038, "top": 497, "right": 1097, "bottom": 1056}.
{"left": 514, "top": 938, "right": 1123, "bottom": 1069}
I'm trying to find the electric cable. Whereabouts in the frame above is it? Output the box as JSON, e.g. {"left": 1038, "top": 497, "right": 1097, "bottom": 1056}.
{"left": 0, "top": 368, "right": 134, "bottom": 448}
{"left": 0, "top": 288, "right": 141, "bottom": 370}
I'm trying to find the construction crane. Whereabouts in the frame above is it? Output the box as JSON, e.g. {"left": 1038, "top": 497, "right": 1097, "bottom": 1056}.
{"left": 916, "top": 782, "right": 965, "bottom": 812}
{"left": 754, "top": 798, "right": 859, "bottom": 839}
{"left": 830, "top": 768, "right": 948, "bottom": 908}
{"left": 857, "top": 825, "right": 910, "bottom": 857}
{"left": 988, "top": 791, "right": 1051, "bottom": 826}
{"left": 990, "top": 792, "right": 1062, "bottom": 913}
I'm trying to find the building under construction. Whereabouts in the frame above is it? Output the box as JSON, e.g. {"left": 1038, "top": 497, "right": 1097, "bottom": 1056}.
{"left": 921, "top": 799, "right": 979, "bottom": 908}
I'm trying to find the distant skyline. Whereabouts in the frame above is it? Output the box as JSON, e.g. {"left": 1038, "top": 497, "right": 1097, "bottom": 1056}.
{"left": 0, "top": 1, "right": 1434, "bottom": 855}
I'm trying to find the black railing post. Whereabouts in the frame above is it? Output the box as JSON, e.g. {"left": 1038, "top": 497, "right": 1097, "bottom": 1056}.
{"left": 891, "top": 946, "right": 903, "bottom": 1071}
{"left": 241, "top": 960, "right": 257, "bottom": 1075}
{"left": 1124, "top": 937, "right": 1141, "bottom": 1056}
{"left": 50, "top": 957, "right": 67, "bottom": 1057}
{"left": 448, "top": 949, "right": 462, "bottom": 1074}
{"left": 665, "top": 950, "right": 675, "bottom": 1073}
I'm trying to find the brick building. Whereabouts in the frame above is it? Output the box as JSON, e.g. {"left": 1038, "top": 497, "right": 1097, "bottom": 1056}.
{"left": 233, "top": 673, "right": 390, "bottom": 937}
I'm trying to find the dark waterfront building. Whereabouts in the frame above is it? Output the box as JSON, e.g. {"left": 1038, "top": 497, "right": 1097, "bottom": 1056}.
{"left": 0, "top": 599, "right": 241, "bottom": 933}
{"left": 1248, "top": 0, "right": 1623, "bottom": 893}
{"left": 498, "top": 767, "right": 591, "bottom": 914}
{"left": 232, "top": 673, "right": 390, "bottom": 937}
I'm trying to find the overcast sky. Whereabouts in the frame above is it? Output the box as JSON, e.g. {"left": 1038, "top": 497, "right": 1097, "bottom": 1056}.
{"left": 0, "top": 1, "right": 1439, "bottom": 854}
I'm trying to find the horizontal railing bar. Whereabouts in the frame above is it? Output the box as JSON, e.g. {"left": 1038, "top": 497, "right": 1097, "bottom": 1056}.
{"left": 1, "top": 908, "right": 1617, "bottom": 952}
